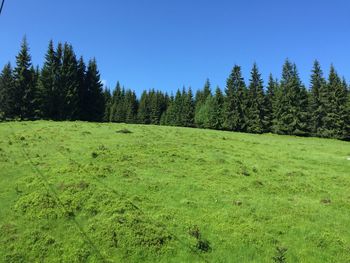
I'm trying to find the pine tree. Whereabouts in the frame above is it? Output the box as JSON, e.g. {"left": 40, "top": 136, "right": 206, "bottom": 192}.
{"left": 77, "top": 56, "right": 87, "bottom": 120}
{"left": 223, "top": 65, "right": 247, "bottom": 131}
{"left": 173, "top": 89, "right": 184, "bottom": 126}
{"left": 0, "top": 63, "right": 14, "bottom": 119}
{"left": 274, "top": 60, "right": 309, "bottom": 136}
{"left": 85, "top": 58, "right": 105, "bottom": 122}
{"left": 182, "top": 87, "right": 195, "bottom": 127}
{"left": 195, "top": 79, "right": 211, "bottom": 106}
{"left": 103, "top": 88, "right": 112, "bottom": 122}
{"left": 211, "top": 86, "right": 224, "bottom": 129}
{"left": 138, "top": 90, "right": 150, "bottom": 124}
{"left": 246, "top": 63, "right": 266, "bottom": 133}
{"left": 161, "top": 94, "right": 176, "bottom": 126}
{"left": 309, "top": 60, "right": 326, "bottom": 135}
{"left": 149, "top": 89, "right": 164, "bottom": 125}
{"left": 319, "top": 65, "right": 348, "bottom": 138}
{"left": 265, "top": 74, "right": 278, "bottom": 132}
{"left": 110, "top": 82, "right": 125, "bottom": 122}
{"left": 55, "top": 42, "right": 64, "bottom": 120}
{"left": 60, "top": 43, "right": 79, "bottom": 120}
{"left": 13, "top": 37, "right": 37, "bottom": 119}
{"left": 124, "top": 89, "right": 138, "bottom": 123}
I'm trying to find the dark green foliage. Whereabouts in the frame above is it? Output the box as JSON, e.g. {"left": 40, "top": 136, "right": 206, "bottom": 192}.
{"left": 0, "top": 63, "right": 14, "bottom": 119}
{"left": 274, "top": 60, "right": 309, "bottom": 136}
{"left": 223, "top": 65, "right": 247, "bottom": 131}
{"left": 61, "top": 43, "right": 80, "bottom": 120}
{"left": 84, "top": 59, "right": 105, "bottom": 122}
{"left": 162, "top": 89, "right": 184, "bottom": 126}
{"left": 272, "top": 246, "right": 288, "bottom": 263}
{"left": 265, "top": 74, "right": 278, "bottom": 132}
{"left": 124, "top": 90, "right": 138, "bottom": 123}
{"left": 1, "top": 37, "right": 350, "bottom": 141}
{"left": 149, "top": 89, "right": 167, "bottom": 125}
{"left": 137, "top": 90, "right": 151, "bottom": 124}
{"left": 309, "top": 60, "right": 326, "bottom": 135}
{"left": 246, "top": 63, "right": 266, "bottom": 133}
{"left": 181, "top": 87, "right": 195, "bottom": 127}
{"left": 77, "top": 56, "right": 88, "bottom": 120}
{"left": 318, "top": 65, "right": 349, "bottom": 139}
{"left": 103, "top": 88, "right": 112, "bottom": 122}
{"left": 195, "top": 79, "right": 211, "bottom": 108}
{"left": 13, "top": 37, "right": 38, "bottom": 119}
{"left": 110, "top": 82, "right": 125, "bottom": 122}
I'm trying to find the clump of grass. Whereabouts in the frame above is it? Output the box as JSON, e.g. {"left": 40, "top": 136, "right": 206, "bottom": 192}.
{"left": 14, "top": 192, "right": 60, "bottom": 219}
{"left": 196, "top": 239, "right": 211, "bottom": 252}
{"left": 188, "top": 225, "right": 201, "bottom": 239}
{"left": 321, "top": 198, "right": 331, "bottom": 204}
{"left": 272, "top": 246, "right": 288, "bottom": 263}
{"left": 188, "top": 225, "right": 211, "bottom": 253}
{"left": 116, "top": 128, "right": 132, "bottom": 134}
{"left": 91, "top": 152, "right": 98, "bottom": 158}
{"left": 240, "top": 166, "right": 250, "bottom": 176}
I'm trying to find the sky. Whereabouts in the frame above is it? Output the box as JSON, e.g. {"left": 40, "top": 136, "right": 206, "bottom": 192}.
{"left": 0, "top": 0, "right": 350, "bottom": 95}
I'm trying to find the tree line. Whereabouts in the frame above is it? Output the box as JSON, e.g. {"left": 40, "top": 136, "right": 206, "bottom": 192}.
{"left": 0, "top": 38, "right": 349, "bottom": 140}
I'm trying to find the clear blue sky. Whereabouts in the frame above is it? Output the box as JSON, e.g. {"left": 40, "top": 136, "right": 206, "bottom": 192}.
{"left": 1, "top": 0, "right": 349, "bottom": 95}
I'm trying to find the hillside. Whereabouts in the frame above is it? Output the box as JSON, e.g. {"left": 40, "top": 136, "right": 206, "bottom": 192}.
{"left": 0, "top": 121, "right": 349, "bottom": 262}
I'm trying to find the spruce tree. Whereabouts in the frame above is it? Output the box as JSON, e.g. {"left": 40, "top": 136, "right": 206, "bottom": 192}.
{"left": 13, "top": 37, "right": 37, "bottom": 119}
{"left": 0, "top": 63, "right": 14, "bottom": 119}
{"left": 246, "top": 63, "right": 265, "bottom": 133}
{"left": 85, "top": 58, "right": 105, "bottom": 122}
{"left": 319, "top": 65, "right": 348, "bottom": 138}
{"left": 55, "top": 42, "right": 64, "bottom": 120}
{"left": 161, "top": 94, "right": 176, "bottom": 126}
{"left": 211, "top": 86, "right": 224, "bottom": 130}
{"left": 77, "top": 56, "right": 87, "bottom": 120}
{"left": 182, "top": 87, "right": 195, "bottom": 127}
{"left": 61, "top": 43, "right": 79, "bottom": 120}
{"left": 265, "top": 74, "right": 278, "bottom": 132}
{"left": 149, "top": 89, "right": 163, "bottom": 125}
{"left": 124, "top": 89, "right": 138, "bottom": 123}
{"left": 173, "top": 89, "right": 184, "bottom": 126}
{"left": 137, "top": 90, "right": 150, "bottom": 124}
{"left": 103, "top": 88, "right": 112, "bottom": 122}
{"left": 274, "top": 60, "right": 309, "bottom": 136}
{"left": 223, "top": 65, "right": 247, "bottom": 131}
{"left": 309, "top": 60, "right": 326, "bottom": 135}
{"left": 110, "top": 82, "right": 125, "bottom": 122}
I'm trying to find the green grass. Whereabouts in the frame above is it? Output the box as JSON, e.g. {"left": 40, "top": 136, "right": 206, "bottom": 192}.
{"left": 0, "top": 121, "right": 349, "bottom": 262}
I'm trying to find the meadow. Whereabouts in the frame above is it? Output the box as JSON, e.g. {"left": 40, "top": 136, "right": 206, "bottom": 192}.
{"left": 0, "top": 121, "right": 349, "bottom": 262}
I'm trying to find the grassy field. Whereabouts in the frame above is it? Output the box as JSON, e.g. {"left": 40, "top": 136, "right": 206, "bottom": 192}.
{"left": 0, "top": 121, "right": 349, "bottom": 262}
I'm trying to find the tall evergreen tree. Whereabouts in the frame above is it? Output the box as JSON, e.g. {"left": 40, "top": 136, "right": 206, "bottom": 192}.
{"left": 103, "top": 88, "right": 112, "bottom": 122}
{"left": 265, "top": 74, "right": 278, "bottom": 132}
{"left": 84, "top": 58, "right": 105, "bottom": 122}
{"left": 138, "top": 90, "right": 151, "bottom": 124}
{"left": 223, "top": 65, "right": 247, "bottom": 131}
{"left": 274, "top": 60, "right": 309, "bottom": 135}
{"left": 61, "top": 43, "right": 79, "bottom": 120}
{"left": 246, "top": 63, "right": 266, "bottom": 133}
{"left": 124, "top": 89, "right": 138, "bottom": 123}
{"left": 182, "top": 87, "right": 195, "bottom": 127}
{"left": 13, "top": 37, "right": 37, "bottom": 119}
{"left": 110, "top": 82, "right": 125, "bottom": 122}
{"left": 319, "top": 65, "right": 348, "bottom": 138}
{"left": 39, "top": 40, "right": 57, "bottom": 119}
{"left": 211, "top": 86, "right": 224, "bottom": 130}
{"left": 77, "top": 56, "right": 87, "bottom": 120}
{"left": 309, "top": 60, "right": 326, "bottom": 135}
{"left": 0, "top": 63, "right": 14, "bottom": 119}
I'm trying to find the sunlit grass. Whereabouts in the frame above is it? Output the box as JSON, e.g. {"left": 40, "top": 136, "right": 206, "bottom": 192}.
{"left": 0, "top": 121, "right": 349, "bottom": 262}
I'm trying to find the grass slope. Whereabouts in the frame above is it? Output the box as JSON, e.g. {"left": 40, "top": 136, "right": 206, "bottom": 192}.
{"left": 0, "top": 121, "right": 349, "bottom": 262}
